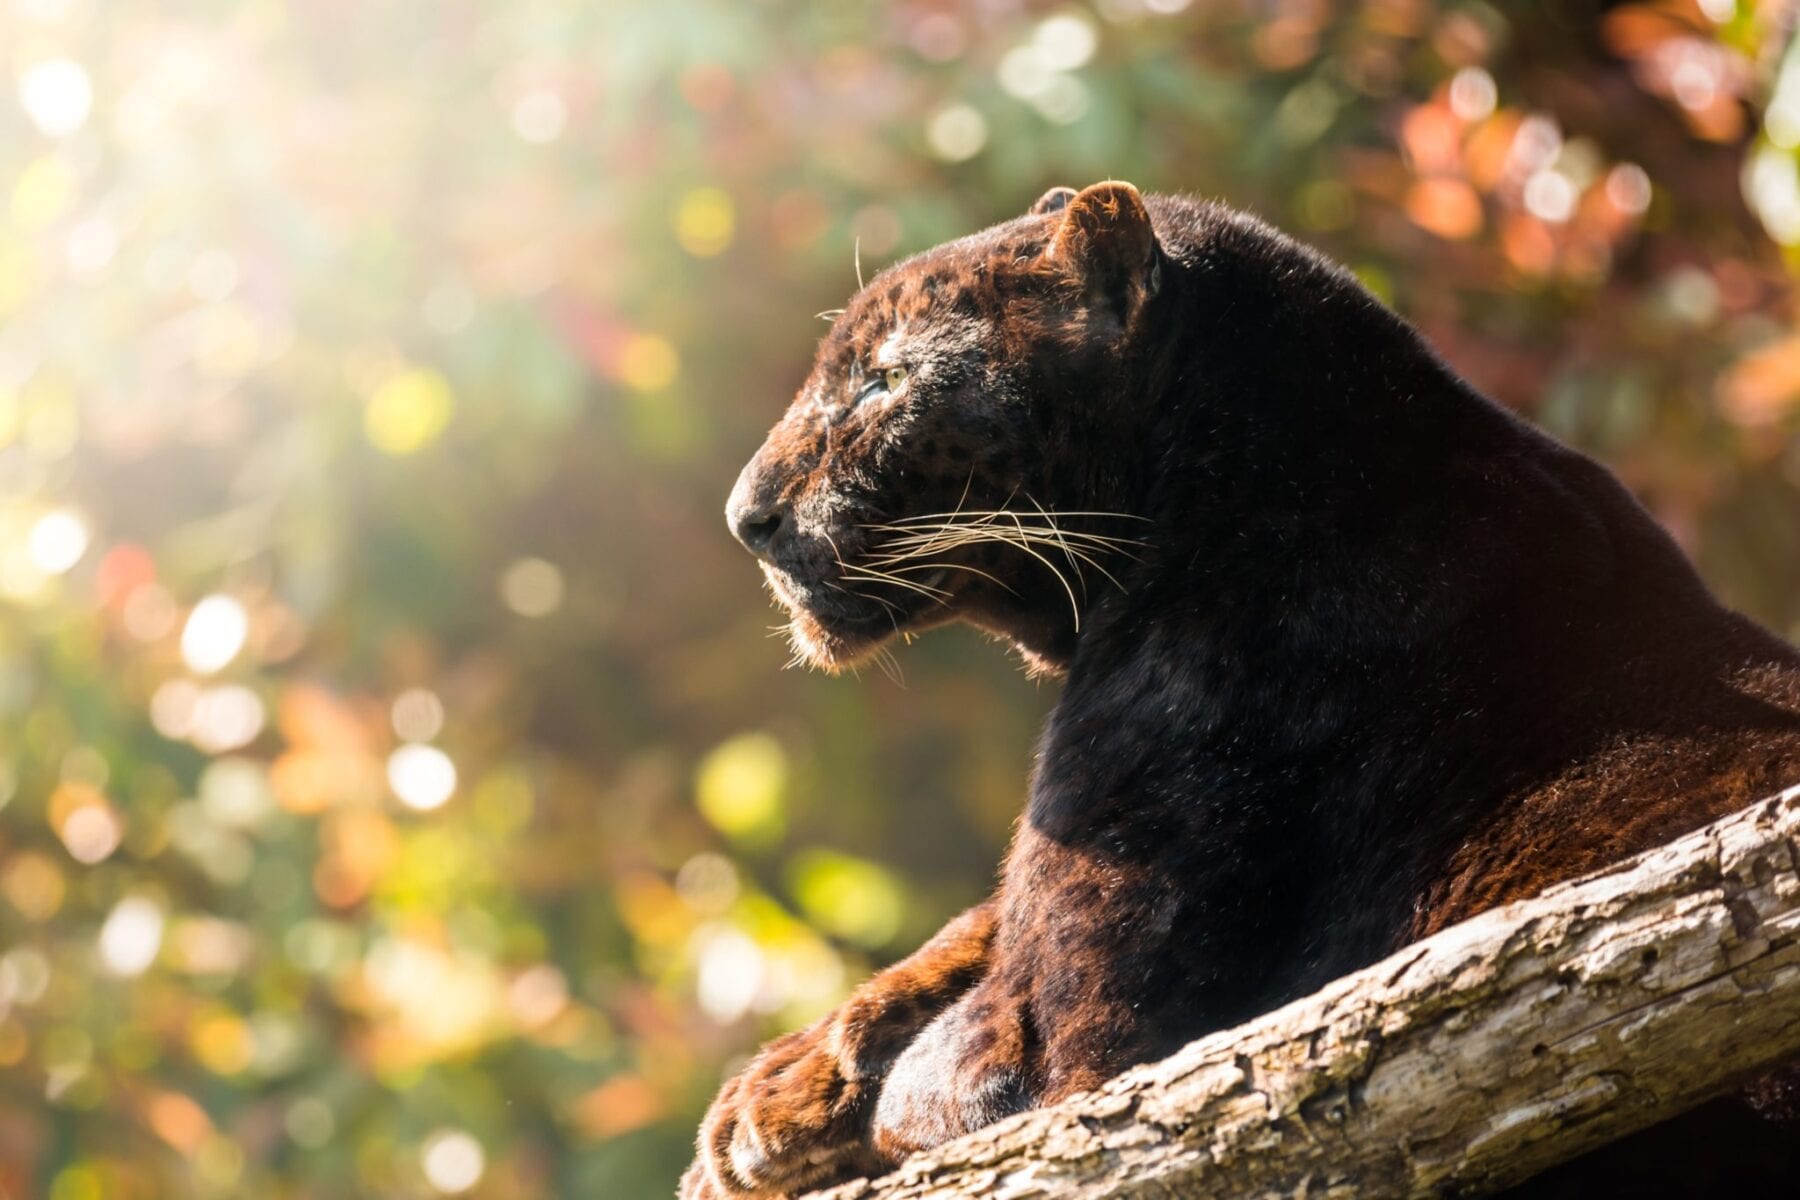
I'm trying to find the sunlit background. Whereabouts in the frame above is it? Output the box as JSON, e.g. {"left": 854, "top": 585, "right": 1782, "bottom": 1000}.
{"left": 4, "top": 0, "right": 1800, "bottom": 1196}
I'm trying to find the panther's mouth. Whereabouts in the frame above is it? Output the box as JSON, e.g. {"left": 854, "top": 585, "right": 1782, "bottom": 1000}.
{"left": 756, "top": 508, "right": 1148, "bottom": 671}
{"left": 763, "top": 560, "right": 961, "bottom": 671}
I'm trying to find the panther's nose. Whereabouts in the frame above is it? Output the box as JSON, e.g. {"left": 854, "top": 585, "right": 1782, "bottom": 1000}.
{"left": 726, "top": 457, "right": 792, "bottom": 562}
{"left": 728, "top": 499, "right": 786, "bottom": 559}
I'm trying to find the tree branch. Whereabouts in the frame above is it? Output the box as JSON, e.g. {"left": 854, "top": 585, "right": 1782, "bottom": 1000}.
{"left": 810, "top": 783, "right": 1800, "bottom": 1199}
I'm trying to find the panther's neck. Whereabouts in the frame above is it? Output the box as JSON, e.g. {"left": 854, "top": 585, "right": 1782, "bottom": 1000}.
{"left": 987, "top": 336, "right": 1184, "bottom": 677}
{"left": 989, "top": 241, "right": 1544, "bottom": 678}
{"left": 975, "top": 220, "right": 1555, "bottom": 678}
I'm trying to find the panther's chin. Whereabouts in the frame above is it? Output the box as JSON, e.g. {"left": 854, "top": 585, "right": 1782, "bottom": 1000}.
{"left": 766, "top": 566, "right": 957, "bottom": 673}
{"left": 786, "top": 609, "right": 885, "bottom": 673}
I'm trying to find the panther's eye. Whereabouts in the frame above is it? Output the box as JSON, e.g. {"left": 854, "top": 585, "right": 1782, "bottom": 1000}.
{"left": 852, "top": 364, "right": 910, "bottom": 406}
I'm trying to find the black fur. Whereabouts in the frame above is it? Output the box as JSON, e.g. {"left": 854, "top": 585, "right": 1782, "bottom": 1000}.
{"left": 705, "top": 190, "right": 1800, "bottom": 1197}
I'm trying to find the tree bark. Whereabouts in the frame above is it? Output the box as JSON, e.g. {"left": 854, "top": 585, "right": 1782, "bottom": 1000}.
{"left": 809, "top": 783, "right": 1800, "bottom": 1199}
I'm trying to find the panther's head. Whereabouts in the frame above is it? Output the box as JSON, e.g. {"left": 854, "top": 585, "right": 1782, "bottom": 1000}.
{"left": 726, "top": 181, "right": 1165, "bottom": 672}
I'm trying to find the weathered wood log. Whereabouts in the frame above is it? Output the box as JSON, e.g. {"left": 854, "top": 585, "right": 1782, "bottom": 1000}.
{"left": 808, "top": 783, "right": 1800, "bottom": 1199}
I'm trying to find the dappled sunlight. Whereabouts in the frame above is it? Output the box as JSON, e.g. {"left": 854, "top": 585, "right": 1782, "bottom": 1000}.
{"left": 2, "top": 0, "right": 1799, "bottom": 1196}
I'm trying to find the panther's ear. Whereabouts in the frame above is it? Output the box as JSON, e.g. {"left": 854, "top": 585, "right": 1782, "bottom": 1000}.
{"left": 1044, "top": 181, "right": 1161, "bottom": 317}
{"left": 1030, "top": 186, "right": 1077, "bottom": 216}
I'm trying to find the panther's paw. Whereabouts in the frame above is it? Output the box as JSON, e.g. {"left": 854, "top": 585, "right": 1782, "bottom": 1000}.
{"left": 687, "top": 1024, "right": 886, "bottom": 1198}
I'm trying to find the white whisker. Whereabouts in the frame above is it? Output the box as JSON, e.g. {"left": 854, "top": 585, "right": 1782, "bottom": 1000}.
{"left": 854, "top": 499, "right": 1149, "bottom": 630}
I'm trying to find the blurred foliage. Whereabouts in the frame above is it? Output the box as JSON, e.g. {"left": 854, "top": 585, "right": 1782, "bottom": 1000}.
{"left": 2, "top": 0, "right": 1800, "bottom": 1196}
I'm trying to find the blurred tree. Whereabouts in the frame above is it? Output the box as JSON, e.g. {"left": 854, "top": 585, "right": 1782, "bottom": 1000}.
{"left": 0, "top": 1, "right": 1796, "bottom": 1196}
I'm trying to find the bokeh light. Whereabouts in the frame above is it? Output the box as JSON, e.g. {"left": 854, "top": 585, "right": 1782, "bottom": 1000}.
{"left": 180, "top": 596, "right": 249, "bottom": 675}
{"left": 928, "top": 104, "right": 990, "bottom": 163}
{"left": 675, "top": 188, "right": 735, "bottom": 258}
{"left": 391, "top": 688, "right": 446, "bottom": 742}
{"left": 387, "top": 744, "right": 458, "bottom": 811}
{"left": 1, "top": 2, "right": 1798, "bottom": 1197}
{"left": 365, "top": 368, "right": 454, "bottom": 456}
{"left": 695, "top": 733, "right": 788, "bottom": 844}
{"left": 57, "top": 801, "right": 121, "bottom": 865}
{"left": 695, "top": 927, "right": 765, "bottom": 1024}
{"left": 421, "top": 1129, "right": 486, "bottom": 1194}
{"left": 97, "top": 897, "right": 164, "bottom": 977}
{"left": 511, "top": 90, "right": 567, "bottom": 144}
{"left": 17, "top": 58, "right": 92, "bottom": 138}
{"left": 26, "top": 510, "right": 88, "bottom": 575}
{"left": 498, "top": 557, "right": 564, "bottom": 618}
